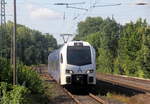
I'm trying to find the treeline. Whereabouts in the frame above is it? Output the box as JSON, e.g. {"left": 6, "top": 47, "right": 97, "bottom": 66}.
{"left": 74, "top": 17, "right": 150, "bottom": 78}
{"left": 0, "top": 21, "right": 57, "bottom": 65}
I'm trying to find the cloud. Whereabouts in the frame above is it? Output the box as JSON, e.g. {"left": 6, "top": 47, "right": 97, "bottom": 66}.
{"left": 26, "top": 4, "right": 62, "bottom": 20}
{"left": 30, "top": 8, "right": 62, "bottom": 19}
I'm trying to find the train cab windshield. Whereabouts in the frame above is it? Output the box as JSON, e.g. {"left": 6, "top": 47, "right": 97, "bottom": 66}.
{"left": 67, "top": 46, "right": 92, "bottom": 66}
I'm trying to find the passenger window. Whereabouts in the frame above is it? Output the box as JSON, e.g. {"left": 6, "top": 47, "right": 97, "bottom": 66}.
{"left": 61, "top": 54, "right": 63, "bottom": 63}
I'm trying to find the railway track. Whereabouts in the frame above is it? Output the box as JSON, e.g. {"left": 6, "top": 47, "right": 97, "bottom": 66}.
{"left": 37, "top": 68, "right": 107, "bottom": 104}
{"left": 44, "top": 74, "right": 107, "bottom": 104}
{"left": 33, "top": 65, "right": 150, "bottom": 103}
{"left": 97, "top": 73, "right": 150, "bottom": 93}
{"left": 63, "top": 87, "right": 107, "bottom": 104}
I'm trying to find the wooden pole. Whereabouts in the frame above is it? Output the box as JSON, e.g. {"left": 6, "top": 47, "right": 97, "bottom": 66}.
{"left": 13, "top": 0, "right": 17, "bottom": 85}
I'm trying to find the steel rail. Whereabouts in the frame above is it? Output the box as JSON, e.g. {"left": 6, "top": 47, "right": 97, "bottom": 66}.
{"left": 89, "top": 93, "right": 107, "bottom": 104}
{"left": 62, "top": 88, "right": 82, "bottom": 104}
{"left": 101, "top": 73, "right": 150, "bottom": 83}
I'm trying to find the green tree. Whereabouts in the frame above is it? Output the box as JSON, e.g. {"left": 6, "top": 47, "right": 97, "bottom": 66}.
{"left": 75, "top": 17, "right": 103, "bottom": 40}
{"left": 0, "top": 21, "right": 58, "bottom": 65}
{"left": 80, "top": 17, "right": 120, "bottom": 73}
{"left": 75, "top": 17, "right": 150, "bottom": 78}
{"left": 115, "top": 19, "right": 149, "bottom": 77}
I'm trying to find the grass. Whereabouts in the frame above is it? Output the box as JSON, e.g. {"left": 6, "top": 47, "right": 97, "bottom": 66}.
{"left": 28, "top": 82, "right": 56, "bottom": 104}
{"left": 27, "top": 79, "right": 55, "bottom": 104}
{"left": 106, "top": 92, "right": 130, "bottom": 103}
{"left": 29, "top": 94, "right": 49, "bottom": 104}
{"left": 43, "top": 82, "right": 57, "bottom": 98}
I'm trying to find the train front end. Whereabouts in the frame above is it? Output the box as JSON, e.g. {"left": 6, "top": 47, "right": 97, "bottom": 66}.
{"left": 61, "top": 41, "right": 96, "bottom": 86}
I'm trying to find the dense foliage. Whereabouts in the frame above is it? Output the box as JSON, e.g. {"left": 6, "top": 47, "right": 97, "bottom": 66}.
{"left": 0, "top": 57, "right": 44, "bottom": 93}
{"left": 0, "top": 57, "right": 44, "bottom": 104}
{"left": 74, "top": 17, "right": 150, "bottom": 78}
{"left": 0, "top": 21, "right": 57, "bottom": 65}
{"left": 17, "top": 65, "right": 44, "bottom": 93}
{"left": 0, "top": 82, "right": 30, "bottom": 104}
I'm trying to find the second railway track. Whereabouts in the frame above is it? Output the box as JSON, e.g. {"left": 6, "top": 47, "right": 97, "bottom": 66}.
{"left": 97, "top": 73, "right": 150, "bottom": 93}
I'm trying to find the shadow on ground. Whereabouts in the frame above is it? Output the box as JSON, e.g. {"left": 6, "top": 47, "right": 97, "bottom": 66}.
{"left": 90, "top": 79, "right": 144, "bottom": 96}
{"left": 64, "top": 79, "right": 144, "bottom": 97}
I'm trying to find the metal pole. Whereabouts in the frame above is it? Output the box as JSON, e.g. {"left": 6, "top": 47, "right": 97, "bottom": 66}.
{"left": 13, "top": 0, "right": 17, "bottom": 85}
{"left": 1, "top": 0, "right": 6, "bottom": 26}
{"left": 0, "top": 0, "right": 6, "bottom": 58}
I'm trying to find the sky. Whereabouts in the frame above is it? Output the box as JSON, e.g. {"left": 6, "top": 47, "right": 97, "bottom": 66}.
{"left": 3, "top": 0, "right": 150, "bottom": 44}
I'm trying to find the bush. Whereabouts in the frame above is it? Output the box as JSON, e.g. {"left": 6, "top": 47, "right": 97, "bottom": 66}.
{"left": 0, "top": 82, "right": 30, "bottom": 104}
{"left": 0, "top": 57, "right": 12, "bottom": 83}
{"left": 17, "top": 64, "right": 44, "bottom": 94}
{"left": 0, "top": 57, "right": 44, "bottom": 94}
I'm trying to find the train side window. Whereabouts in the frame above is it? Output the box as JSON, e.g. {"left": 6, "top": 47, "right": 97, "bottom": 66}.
{"left": 61, "top": 54, "right": 63, "bottom": 63}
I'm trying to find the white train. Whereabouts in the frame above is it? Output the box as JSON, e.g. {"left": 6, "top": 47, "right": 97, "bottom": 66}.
{"left": 48, "top": 41, "right": 96, "bottom": 86}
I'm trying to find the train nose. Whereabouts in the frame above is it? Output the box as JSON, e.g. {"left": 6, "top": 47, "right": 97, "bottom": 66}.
{"left": 71, "top": 74, "right": 88, "bottom": 85}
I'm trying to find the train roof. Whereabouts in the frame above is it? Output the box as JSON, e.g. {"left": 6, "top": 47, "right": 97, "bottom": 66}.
{"left": 64, "top": 41, "right": 91, "bottom": 46}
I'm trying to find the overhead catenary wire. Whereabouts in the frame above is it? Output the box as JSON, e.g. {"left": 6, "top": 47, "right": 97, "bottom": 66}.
{"left": 57, "top": 0, "right": 149, "bottom": 40}
{"left": 57, "top": 0, "right": 97, "bottom": 37}
{"left": 93, "top": 3, "right": 122, "bottom": 8}
{"left": 71, "top": 0, "right": 123, "bottom": 21}
{"left": 53, "top": 1, "right": 89, "bottom": 43}
{"left": 54, "top": 2, "right": 86, "bottom": 6}
{"left": 66, "top": 6, "right": 88, "bottom": 11}
{"left": 54, "top": 2, "right": 88, "bottom": 11}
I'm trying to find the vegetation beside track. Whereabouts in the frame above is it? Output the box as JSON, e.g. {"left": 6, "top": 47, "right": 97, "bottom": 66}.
{"left": 0, "top": 57, "right": 49, "bottom": 104}
{"left": 105, "top": 92, "right": 150, "bottom": 104}
{"left": 74, "top": 17, "right": 150, "bottom": 78}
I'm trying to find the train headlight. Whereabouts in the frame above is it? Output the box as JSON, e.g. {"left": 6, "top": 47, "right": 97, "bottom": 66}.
{"left": 86, "top": 70, "right": 94, "bottom": 73}
{"left": 66, "top": 70, "right": 73, "bottom": 74}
